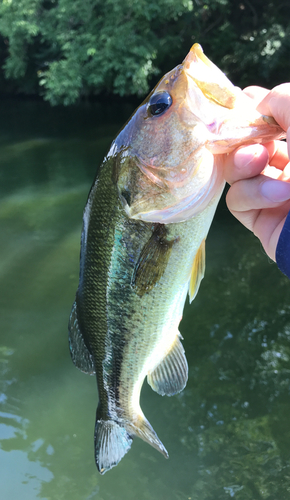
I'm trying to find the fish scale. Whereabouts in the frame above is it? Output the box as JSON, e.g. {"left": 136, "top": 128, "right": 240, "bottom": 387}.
{"left": 70, "top": 155, "right": 223, "bottom": 469}
{"left": 69, "top": 43, "right": 285, "bottom": 474}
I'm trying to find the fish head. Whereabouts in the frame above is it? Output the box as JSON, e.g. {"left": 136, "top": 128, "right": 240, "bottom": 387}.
{"left": 114, "top": 44, "right": 285, "bottom": 223}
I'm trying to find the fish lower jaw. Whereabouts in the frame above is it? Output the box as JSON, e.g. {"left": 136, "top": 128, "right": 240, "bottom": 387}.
{"left": 125, "top": 178, "right": 224, "bottom": 223}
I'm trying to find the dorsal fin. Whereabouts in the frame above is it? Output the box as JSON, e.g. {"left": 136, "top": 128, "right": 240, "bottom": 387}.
{"left": 189, "top": 239, "right": 205, "bottom": 303}
{"left": 68, "top": 300, "right": 95, "bottom": 374}
{"left": 147, "top": 334, "right": 188, "bottom": 396}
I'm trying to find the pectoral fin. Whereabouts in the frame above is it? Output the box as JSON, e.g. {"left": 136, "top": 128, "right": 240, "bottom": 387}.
{"left": 147, "top": 334, "right": 188, "bottom": 396}
{"left": 132, "top": 224, "right": 177, "bottom": 297}
{"left": 68, "top": 300, "right": 95, "bottom": 374}
{"left": 189, "top": 239, "right": 205, "bottom": 303}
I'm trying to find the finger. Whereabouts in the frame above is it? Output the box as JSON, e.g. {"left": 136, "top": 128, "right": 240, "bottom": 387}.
{"left": 223, "top": 140, "right": 289, "bottom": 186}
{"left": 226, "top": 177, "right": 290, "bottom": 261}
{"left": 279, "top": 161, "right": 290, "bottom": 182}
{"left": 226, "top": 175, "right": 290, "bottom": 213}
{"left": 223, "top": 144, "right": 269, "bottom": 185}
{"left": 228, "top": 205, "right": 289, "bottom": 261}
{"left": 228, "top": 207, "right": 258, "bottom": 233}
{"left": 252, "top": 205, "right": 288, "bottom": 261}
{"left": 242, "top": 86, "right": 270, "bottom": 104}
{"left": 257, "top": 83, "right": 290, "bottom": 131}
{"left": 264, "top": 140, "right": 289, "bottom": 170}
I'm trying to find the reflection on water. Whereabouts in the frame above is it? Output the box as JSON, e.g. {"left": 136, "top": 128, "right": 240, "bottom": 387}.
{"left": 1, "top": 99, "right": 290, "bottom": 499}
{"left": 0, "top": 449, "right": 53, "bottom": 500}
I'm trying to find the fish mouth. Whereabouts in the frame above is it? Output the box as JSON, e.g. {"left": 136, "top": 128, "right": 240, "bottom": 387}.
{"left": 183, "top": 44, "right": 286, "bottom": 151}
{"left": 122, "top": 44, "right": 286, "bottom": 224}
{"left": 183, "top": 44, "right": 239, "bottom": 110}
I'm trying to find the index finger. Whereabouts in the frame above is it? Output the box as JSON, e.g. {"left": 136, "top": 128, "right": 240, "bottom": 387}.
{"left": 243, "top": 86, "right": 270, "bottom": 104}
{"left": 257, "top": 83, "right": 290, "bottom": 132}
{"left": 268, "top": 137, "right": 289, "bottom": 170}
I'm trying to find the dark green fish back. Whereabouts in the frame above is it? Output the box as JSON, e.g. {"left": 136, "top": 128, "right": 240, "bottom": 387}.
{"left": 69, "top": 158, "right": 165, "bottom": 423}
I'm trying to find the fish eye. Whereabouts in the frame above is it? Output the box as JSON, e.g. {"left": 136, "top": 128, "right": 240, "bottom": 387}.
{"left": 148, "top": 92, "right": 172, "bottom": 116}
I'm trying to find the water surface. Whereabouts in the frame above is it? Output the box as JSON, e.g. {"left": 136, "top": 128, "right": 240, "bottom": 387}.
{"left": 1, "top": 99, "right": 290, "bottom": 500}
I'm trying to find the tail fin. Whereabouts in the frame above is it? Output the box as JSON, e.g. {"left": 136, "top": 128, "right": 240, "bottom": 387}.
{"left": 94, "top": 414, "right": 168, "bottom": 474}
{"left": 95, "top": 419, "right": 133, "bottom": 474}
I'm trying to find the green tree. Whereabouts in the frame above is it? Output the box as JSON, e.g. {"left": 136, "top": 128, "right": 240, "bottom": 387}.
{"left": 0, "top": 0, "right": 289, "bottom": 105}
{"left": 0, "top": 0, "right": 196, "bottom": 104}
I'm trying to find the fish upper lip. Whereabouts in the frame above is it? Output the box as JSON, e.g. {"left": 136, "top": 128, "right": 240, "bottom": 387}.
{"left": 184, "top": 43, "right": 215, "bottom": 69}
{"left": 185, "top": 69, "right": 238, "bottom": 110}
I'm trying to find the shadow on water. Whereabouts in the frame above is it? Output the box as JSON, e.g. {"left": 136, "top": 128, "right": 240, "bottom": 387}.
{"left": 1, "top": 99, "right": 290, "bottom": 500}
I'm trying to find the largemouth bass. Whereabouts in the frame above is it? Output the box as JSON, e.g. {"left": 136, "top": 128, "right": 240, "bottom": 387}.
{"left": 69, "top": 44, "right": 285, "bottom": 474}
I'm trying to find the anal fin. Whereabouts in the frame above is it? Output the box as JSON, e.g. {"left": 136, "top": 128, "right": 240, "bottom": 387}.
{"left": 68, "top": 300, "right": 95, "bottom": 374}
{"left": 147, "top": 334, "right": 188, "bottom": 396}
{"left": 189, "top": 239, "right": 205, "bottom": 303}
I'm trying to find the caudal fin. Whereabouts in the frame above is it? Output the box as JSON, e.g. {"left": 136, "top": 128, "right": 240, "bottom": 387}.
{"left": 94, "top": 419, "right": 133, "bottom": 474}
{"left": 94, "top": 415, "right": 168, "bottom": 474}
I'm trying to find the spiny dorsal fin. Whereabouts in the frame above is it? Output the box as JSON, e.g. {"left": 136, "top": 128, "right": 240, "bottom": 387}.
{"left": 95, "top": 419, "right": 133, "bottom": 475}
{"left": 68, "top": 300, "right": 95, "bottom": 374}
{"left": 147, "top": 334, "right": 188, "bottom": 397}
{"left": 189, "top": 239, "right": 206, "bottom": 304}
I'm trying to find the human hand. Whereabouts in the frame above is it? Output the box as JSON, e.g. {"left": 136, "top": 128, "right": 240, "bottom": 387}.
{"left": 223, "top": 83, "right": 290, "bottom": 261}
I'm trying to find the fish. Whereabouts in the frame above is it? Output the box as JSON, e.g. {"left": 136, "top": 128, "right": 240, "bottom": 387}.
{"left": 68, "top": 43, "right": 285, "bottom": 474}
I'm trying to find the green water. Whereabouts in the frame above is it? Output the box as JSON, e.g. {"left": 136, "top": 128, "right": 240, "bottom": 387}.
{"left": 1, "top": 99, "right": 290, "bottom": 500}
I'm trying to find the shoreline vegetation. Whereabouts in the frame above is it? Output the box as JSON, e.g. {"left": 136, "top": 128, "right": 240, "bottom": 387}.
{"left": 0, "top": 0, "right": 289, "bottom": 106}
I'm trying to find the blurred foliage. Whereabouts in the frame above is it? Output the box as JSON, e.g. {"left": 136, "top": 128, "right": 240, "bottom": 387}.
{"left": 0, "top": 0, "right": 289, "bottom": 105}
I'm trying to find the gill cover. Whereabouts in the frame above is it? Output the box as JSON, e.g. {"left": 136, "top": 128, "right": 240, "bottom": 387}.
{"left": 115, "top": 44, "right": 285, "bottom": 224}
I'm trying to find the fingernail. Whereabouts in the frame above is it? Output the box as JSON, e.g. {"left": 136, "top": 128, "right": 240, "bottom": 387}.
{"left": 261, "top": 179, "right": 290, "bottom": 202}
{"left": 234, "top": 144, "right": 267, "bottom": 170}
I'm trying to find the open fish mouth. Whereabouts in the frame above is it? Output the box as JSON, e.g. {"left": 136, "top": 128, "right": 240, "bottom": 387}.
{"left": 184, "top": 43, "right": 239, "bottom": 110}
{"left": 123, "top": 45, "right": 285, "bottom": 224}
{"left": 183, "top": 44, "right": 285, "bottom": 152}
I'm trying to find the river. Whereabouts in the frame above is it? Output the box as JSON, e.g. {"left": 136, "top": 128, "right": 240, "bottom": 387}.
{"left": 1, "top": 98, "right": 290, "bottom": 500}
